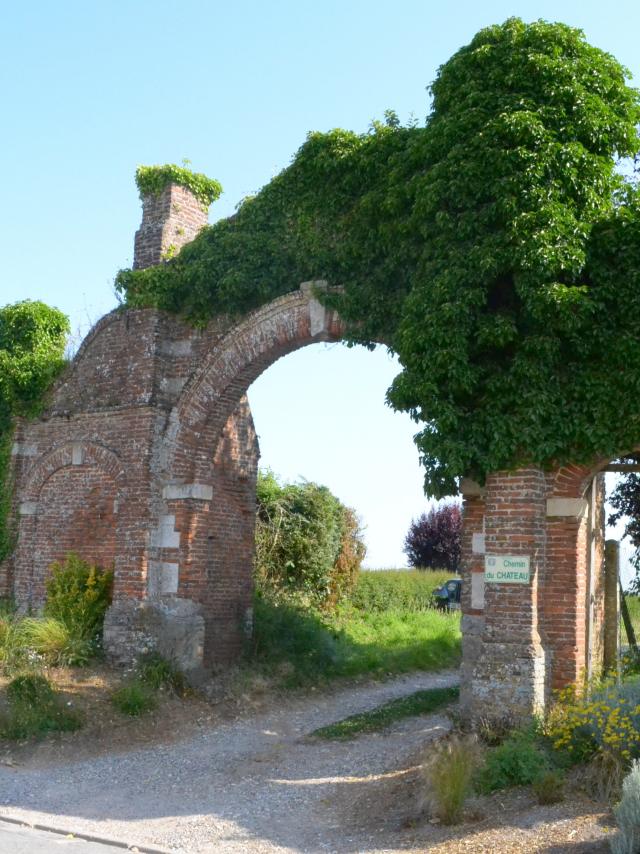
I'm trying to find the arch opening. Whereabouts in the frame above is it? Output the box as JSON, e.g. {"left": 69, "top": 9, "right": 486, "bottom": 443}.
{"left": 157, "top": 288, "right": 430, "bottom": 668}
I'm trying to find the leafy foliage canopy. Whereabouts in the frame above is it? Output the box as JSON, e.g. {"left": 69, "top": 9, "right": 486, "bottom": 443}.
{"left": 135, "top": 163, "right": 222, "bottom": 207}
{"left": 115, "top": 19, "right": 640, "bottom": 495}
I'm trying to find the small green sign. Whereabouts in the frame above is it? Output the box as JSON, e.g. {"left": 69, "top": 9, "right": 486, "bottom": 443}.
{"left": 484, "top": 555, "right": 530, "bottom": 584}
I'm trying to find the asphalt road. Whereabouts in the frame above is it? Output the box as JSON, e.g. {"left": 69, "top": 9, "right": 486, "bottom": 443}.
{"left": 0, "top": 821, "right": 131, "bottom": 853}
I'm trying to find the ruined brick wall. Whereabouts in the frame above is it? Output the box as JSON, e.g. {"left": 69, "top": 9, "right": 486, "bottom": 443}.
{"left": 2, "top": 266, "right": 342, "bottom": 671}
{"left": 5, "top": 308, "right": 166, "bottom": 608}
{"left": 133, "top": 183, "right": 208, "bottom": 269}
{"left": 146, "top": 288, "right": 344, "bottom": 667}
{"left": 168, "top": 398, "right": 259, "bottom": 665}
{"left": 2, "top": 174, "right": 619, "bottom": 710}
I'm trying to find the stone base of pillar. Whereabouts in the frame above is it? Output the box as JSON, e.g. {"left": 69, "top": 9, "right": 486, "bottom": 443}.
{"left": 460, "top": 636, "right": 547, "bottom": 724}
{"left": 103, "top": 597, "right": 205, "bottom": 674}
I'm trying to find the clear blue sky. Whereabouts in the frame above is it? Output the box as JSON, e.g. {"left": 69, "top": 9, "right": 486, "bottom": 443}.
{"left": 2, "top": 1, "right": 639, "bottom": 567}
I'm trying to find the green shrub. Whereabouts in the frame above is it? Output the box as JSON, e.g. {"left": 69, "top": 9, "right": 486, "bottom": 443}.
{"left": 532, "top": 769, "right": 565, "bottom": 805}
{"left": 426, "top": 736, "right": 482, "bottom": 824}
{"left": 621, "top": 647, "right": 640, "bottom": 678}
{"left": 250, "top": 597, "right": 343, "bottom": 683}
{"left": 475, "top": 729, "right": 550, "bottom": 793}
{"left": 255, "top": 470, "right": 364, "bottom": 607}
{"left": 545, "top": 679, "right": 640, "bottom": 771}
{"left": 137, "top": 651, "right": 187, "bottom": 696}
{"left": 44, "top": 553, "right": 113, "bottom": 642}
{"left": 327, "top": 507, "right": 365, "bottom": 607}
{"left": 112, "top": 681, "right": 157, "bottom": 716}
{"left": 349, "top": 569, "right": 451, "bottom": 613}
{"left": 19, "top": 617, "right": 93, "bottom": 666}
{"left": 0, "top": 598, "right": 16, "bottom": 617}
{"left": 1, "top": 673, "right": 82, "bottom": 740}
{"left": 476, "top": 712, "right": 518, "bottom": 747}
{"left": 612, "top": 759, "right": 640, "bottom": 854}
{"left": 1, "top": 701, "right": 82, "bottom": 740}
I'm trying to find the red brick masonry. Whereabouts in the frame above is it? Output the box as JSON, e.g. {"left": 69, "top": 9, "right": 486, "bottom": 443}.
{"left": 0, "top": 182, "right": 610, "bottom": 717}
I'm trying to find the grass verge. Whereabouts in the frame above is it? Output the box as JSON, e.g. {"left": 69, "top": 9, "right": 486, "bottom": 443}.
{"left": 311, "top": 685, "right": 459, "bottom": 740}
{"left": 249, "top": 597, "right": 461, "bottom": 688}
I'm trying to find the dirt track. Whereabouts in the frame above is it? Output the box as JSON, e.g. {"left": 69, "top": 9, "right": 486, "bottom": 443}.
{"left": 0, "top": 670, "right": 614, "bottom": 853}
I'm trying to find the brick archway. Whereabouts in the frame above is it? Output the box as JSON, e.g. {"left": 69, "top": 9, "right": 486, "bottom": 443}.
{"left": 0, "top": 178, "right": 624, "bottom": 718}
{"left": 1, "top": 279, "right": 348, "bottom": 671}
{"left": 148, "top": 285, "right": 345, "bottom": 665}
{"left": 168, "top": 285, "right": 344, "bottom": 483}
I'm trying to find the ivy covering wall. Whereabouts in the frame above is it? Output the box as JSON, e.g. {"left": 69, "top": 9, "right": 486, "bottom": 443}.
{"left": 0, "top": 302, "right": 69, "bottom": 561}
{"left": 115, "top": 19, "right": 640, "bottom": 496}
{"left": 135, "top": 164, "right": 222, "bottom": 208}
{"left": 3, "top": 17, "right": 640, "bottom": 551}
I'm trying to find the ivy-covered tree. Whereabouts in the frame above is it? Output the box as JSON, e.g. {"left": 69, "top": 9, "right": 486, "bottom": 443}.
{"left": 111, "top": 19, "right": 639, "bottom": 496}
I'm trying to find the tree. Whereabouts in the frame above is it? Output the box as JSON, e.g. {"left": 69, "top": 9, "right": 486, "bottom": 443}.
{"left": 609, "top": 461, "right": 640, "bottom": 593}
{"left": 254, "top": 470, "right": 365, "bottom": 606}
{"left": 404, "top": 503, "right": 462, "bottom": 571}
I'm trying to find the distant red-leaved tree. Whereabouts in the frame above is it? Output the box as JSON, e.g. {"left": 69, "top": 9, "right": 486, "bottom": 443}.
{"left": 404, "top": 503, "right": 462, "bottom": 571}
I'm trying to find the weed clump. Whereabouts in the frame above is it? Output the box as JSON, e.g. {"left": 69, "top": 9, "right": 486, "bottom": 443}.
{"left": 1, "top": 673, "right": 82, "bottom": 740}
{"left": 475, "top": 728, "right": 550, "bottom": 793}
{"left": 20, "top": 617, "right": 93, "bottom": 667}
{"left": 111, "top": 681, "right": 157, "bottom": 717}
{"left": 6, "top": 672, "right": 55, "bottom": 705}
{"left": 136, "top": 651, "right": 188, "bottom": 696}
{"left": 425, "top": 735, "right": 481, "bottom": 824}
{"left": 111, "top": 652, "right": 187, "bottom": 716}
{"left": 532, "top": 769, "right": 565, "bottom": 805}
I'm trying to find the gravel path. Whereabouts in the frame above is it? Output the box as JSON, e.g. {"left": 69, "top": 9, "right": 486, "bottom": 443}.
{"left": 0, "top": 670, "right": 458, "bottom": 854}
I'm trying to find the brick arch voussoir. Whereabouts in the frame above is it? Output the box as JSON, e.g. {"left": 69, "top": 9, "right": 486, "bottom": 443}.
{"left": 550, "top": 444, "right": 640, "bottom": 499}
{"left": 549, "top": 464, "right": 595, "bottom": 499}
{"left": 23, "top": 442, "right": 127, "bottom": 502}
{"left": 168, "top": 288, "right": 344, "bottom": 480}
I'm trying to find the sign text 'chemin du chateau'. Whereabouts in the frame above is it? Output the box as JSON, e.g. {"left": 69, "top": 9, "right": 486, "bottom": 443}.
{"left": 484, "top": 555, "right": 530, "bottom": 584}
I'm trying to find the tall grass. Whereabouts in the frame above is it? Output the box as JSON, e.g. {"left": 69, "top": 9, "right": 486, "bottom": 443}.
{"left": 0, "top": 616, "right": 93, "bottom": 670}
{"left": 248, "top": 573, "right": 461, "bottom": 688}
{"left": 425, "top": 736, "right": 481, "bottom": 824}
{"left": 20, "top": 617, "right": 93, "bottom": 666}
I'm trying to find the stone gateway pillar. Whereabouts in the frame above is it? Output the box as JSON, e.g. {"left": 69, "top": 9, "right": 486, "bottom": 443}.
{"left": 460, "top": 466, "right": 607, "bottom": 723}
{"left": 460, "top": 469, "right": 548, "bottom": 721}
